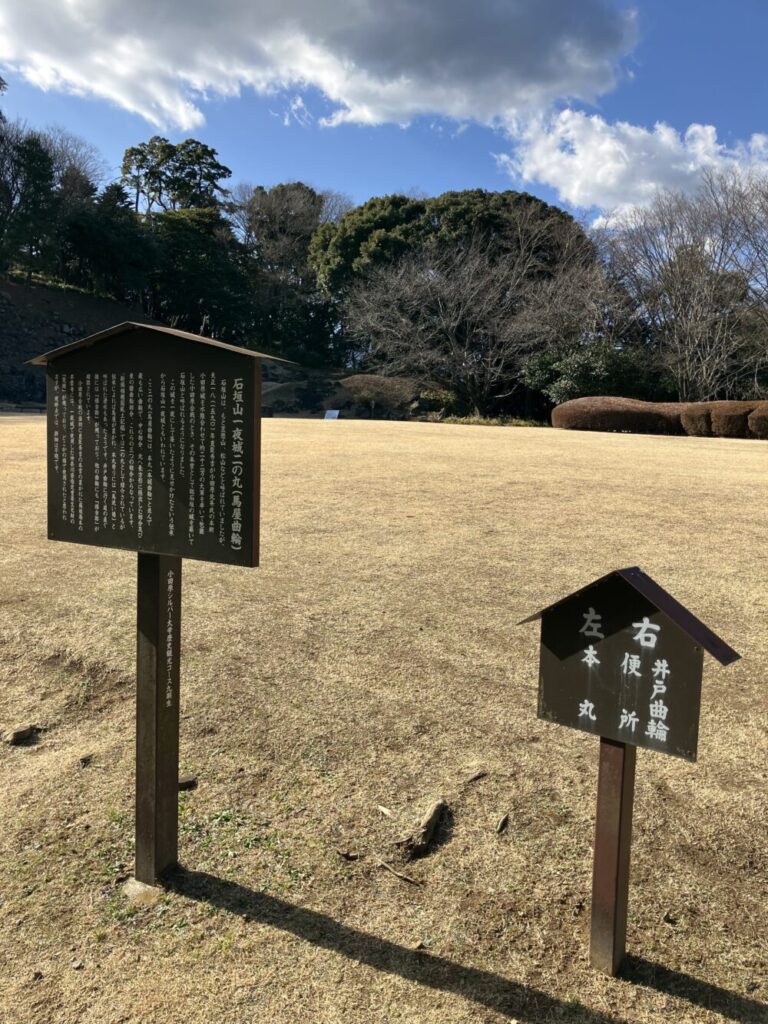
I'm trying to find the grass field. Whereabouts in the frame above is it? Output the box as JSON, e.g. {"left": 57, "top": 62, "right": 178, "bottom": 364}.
{"left": 1, "top": 415, "right": 766, "bottom": 1024}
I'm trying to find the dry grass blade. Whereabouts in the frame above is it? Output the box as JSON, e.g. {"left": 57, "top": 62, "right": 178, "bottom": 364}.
{"left": 373, "top": 857, "right": 421, "bottom": 885}
{"left": 0, "top": 416, "right": 766, "bottom": 1024}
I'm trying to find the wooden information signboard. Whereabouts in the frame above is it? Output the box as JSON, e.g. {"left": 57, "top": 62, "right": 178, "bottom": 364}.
{"left": 30, "top": 322, "right": 284, "bottom": 885}
{"left": 520, "top": 567, "right": 740, "bottom": 975}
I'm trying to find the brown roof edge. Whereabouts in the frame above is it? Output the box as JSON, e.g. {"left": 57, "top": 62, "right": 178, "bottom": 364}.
{"left": 518, "top": 566, "right": 740, "bottom": 667}
{"left": 27, "top": 321, "right": 295, "bottom": 366}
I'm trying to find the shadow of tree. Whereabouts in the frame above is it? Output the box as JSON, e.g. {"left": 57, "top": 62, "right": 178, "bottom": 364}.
{"left": 165, "top": 867, "right": 624, "bottom": 1023}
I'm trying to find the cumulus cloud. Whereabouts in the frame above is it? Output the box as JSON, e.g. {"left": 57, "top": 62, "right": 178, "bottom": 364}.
{"left": 0, "top": 0, "right": 636, "bottom": 130}
{"left": 499, "top": 110, "right": 768, "bottom": 215}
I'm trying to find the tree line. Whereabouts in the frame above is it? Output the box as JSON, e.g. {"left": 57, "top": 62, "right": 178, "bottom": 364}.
{"left": 2, "top": 76, "right": 767, "bottom": 415}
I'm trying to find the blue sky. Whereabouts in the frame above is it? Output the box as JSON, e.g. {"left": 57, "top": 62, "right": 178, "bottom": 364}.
{"left": 2, "top": 1, "right": 767, "bottom": 217}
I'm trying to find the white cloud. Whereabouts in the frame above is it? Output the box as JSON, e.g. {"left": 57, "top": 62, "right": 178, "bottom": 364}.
{"left": 500, "top": 110, "right": 768, "bottom": 216}
{"left": 8, "top": 0, "right": 762, "bottom": 217}
{"left": 283, "top": 95, "right": 314, "bottom": 128}
{"left": 0, "top": 0, "right": 636, "bottom": 130}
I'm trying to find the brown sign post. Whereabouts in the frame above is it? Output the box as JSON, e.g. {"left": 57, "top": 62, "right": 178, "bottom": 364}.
{"left": 520, "top": 567, "right": 740, "bottom": 975}
{"left": 30, "top": 322, "right": 285, "bottom": 884}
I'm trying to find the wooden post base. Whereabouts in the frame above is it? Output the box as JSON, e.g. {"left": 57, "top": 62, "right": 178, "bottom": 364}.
{"left": 590, "top": 738, "right": 636, "bottom": 975}
{"left": 135, "top": 553, "right": 182, "bottom": 884}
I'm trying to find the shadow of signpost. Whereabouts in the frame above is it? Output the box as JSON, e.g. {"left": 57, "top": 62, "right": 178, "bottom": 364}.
{"left": 165, "top": 869, "right": 767, "bottom": 1023}
{"left": 622, "top": 956, "right": 768, "bottom": 1023}
{"left": 165, "top": 868, "right": 625, "bottom": 1024}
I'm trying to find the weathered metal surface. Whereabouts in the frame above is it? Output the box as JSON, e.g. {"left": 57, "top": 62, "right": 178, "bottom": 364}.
{"left": 43, "top": 327, "right": 261, "bottom": 566}
{"left": 135, "top": 552, "right": 181, "bottom": 884}
{"left": 534, "top": 572, "right": 708, "bottom": 761}
{"left": 590, "top": 738, "right": 636, "bottom": 976}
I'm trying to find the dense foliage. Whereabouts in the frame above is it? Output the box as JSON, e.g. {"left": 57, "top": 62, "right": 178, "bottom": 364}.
{"left": 1, "top": 75, "right": 766, "bottom": 412}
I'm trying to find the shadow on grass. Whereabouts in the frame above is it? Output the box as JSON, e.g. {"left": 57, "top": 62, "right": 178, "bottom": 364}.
{"left": 165, "top": 867, "right": 623, "bottom": 1023}
{"left": 411, "top": 806, "right": 455, "bottom": 859}
{"left": 622, "top": 956, "right": 767, "bottom": 1023}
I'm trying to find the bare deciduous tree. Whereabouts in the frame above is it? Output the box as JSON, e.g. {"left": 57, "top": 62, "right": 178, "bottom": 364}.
{"left": 228, "top": 181, "right": 352, "bottom": 270}
{"left": 345, "top": 229, "right": 605, "bottom": 415}
{"left": 39, "top": 126, "right": 108, "bottom": 191}
{"left": 602, "top": 170, "right": 768, "bottom": 400}
{"left": 319, "top": 188, "right": 354, "bottom": 225}
{"left": 344, "top": 201, "right": 620, "bottom": 416}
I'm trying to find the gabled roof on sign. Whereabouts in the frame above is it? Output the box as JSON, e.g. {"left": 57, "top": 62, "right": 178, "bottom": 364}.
{"left": 519, "top": 566, "right": 740, "bottom": 666}
{"left": 27, "top": 321, "right": 293, "bottom": 366}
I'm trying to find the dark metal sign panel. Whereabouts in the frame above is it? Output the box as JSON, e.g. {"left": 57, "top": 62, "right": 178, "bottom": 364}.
{"left": 45, "top": 330, "right": 260, "bottom": 566}
{"left": 536, "top": 574, "right": 704, "bottom": 761}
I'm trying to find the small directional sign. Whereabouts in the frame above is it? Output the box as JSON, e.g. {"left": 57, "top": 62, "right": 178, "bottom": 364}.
{"left": 521, "top": 566, "right": 740, "bottom": 761}
{"left": 521, "top": 567, "right": 740, "bottom": 976}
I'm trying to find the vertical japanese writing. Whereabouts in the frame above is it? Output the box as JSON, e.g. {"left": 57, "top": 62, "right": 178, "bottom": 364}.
{"left": 146, "top": 376, "right": 154, "bottom": 530}
{"left": 110, "top": 373, "right": 117, "bottom": 529}
{"left": 93, "top": 372, "right": 101, "bottom": 532}
{"left": 76, "top": 377, "right": 84, "bottom": 531}
{"left": 208, "top": 371, "right": 217, "bottom": 535}
{"left": 165, "top": 568, "right": 175, "bottom": 709}
{"left": 230, "top": 377, "right": 244, "bottom": 551}
{"left": 101, "top": 373, "right": 109, "bottom": 530}
{"left": 218, "top": 377, "right": 228, "bottom": 545}
{"left": 578, "top": 606, "right": 603, "bottom": 723}
{"left": 69, "top": 374, "right": 77, "bottom": 525}
{"left": 127, "top": 373, "right": 136, "bottom": 529}
{"left": 167, "top": 375, "right": 176, "bottom": 538}
{"left": 118, "top": 373, "right": 127, "bottom": 531}
{"left": 136, "top": 372, "right": 145, "bottom": 539}
{"left": 48, "top": 354, "right": 254, "bottom": 564}
{"left": 198, "top": 371, "right": 206, "bottom": 536}
{"left": 159, "top": 373, "right": 167, "bottom": 485}
{"left": 178, "top": 372, "right": 187, "bottom": 480}
{"left": 59, "top": 374, "right": 68, "bottom": 523}
{"left": 187, "top": 372, "right": 196, "bottom": 544}
{"left": 646, "top": 657, "right": 670, "bottom": 743}
{"left": 52, "top": 373, "right": 61, "bottom": 474}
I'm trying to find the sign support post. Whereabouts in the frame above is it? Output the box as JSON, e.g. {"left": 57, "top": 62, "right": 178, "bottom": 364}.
{"left": 135, "top": 552, "right": 182, "bottom": 884}
{"left": 520, "top": 566, "right": 740, "bottom": 972}
{"left": 590, "top": 737, "right": 636, "bottom": 975}
{"left": 30, "top": 322, "right": 284, "bottom": 888}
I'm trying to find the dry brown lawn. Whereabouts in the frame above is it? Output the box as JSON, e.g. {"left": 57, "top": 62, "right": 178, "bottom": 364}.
{"left": 1, "top": 415, "right": 766, "bottom": 1024}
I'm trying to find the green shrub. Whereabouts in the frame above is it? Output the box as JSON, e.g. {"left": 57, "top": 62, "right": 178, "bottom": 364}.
{"left": 431, "top": 414, "right": 546, "bottom": 427}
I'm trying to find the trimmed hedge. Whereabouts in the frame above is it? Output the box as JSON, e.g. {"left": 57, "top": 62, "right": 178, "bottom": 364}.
{"left": 552, "top": 397, "right": 685, "bottom": 435}
{"left": 748, "top": 405, "right": 768, "bottom": 439}
{"left": 552, "top": 397, "right": 768, "bottom": 439}
{"left": 680, "top": 406, "right": 712, "bottom": 437}
{"left": 709, "top": 401, "right": 758, "bottom": 439}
